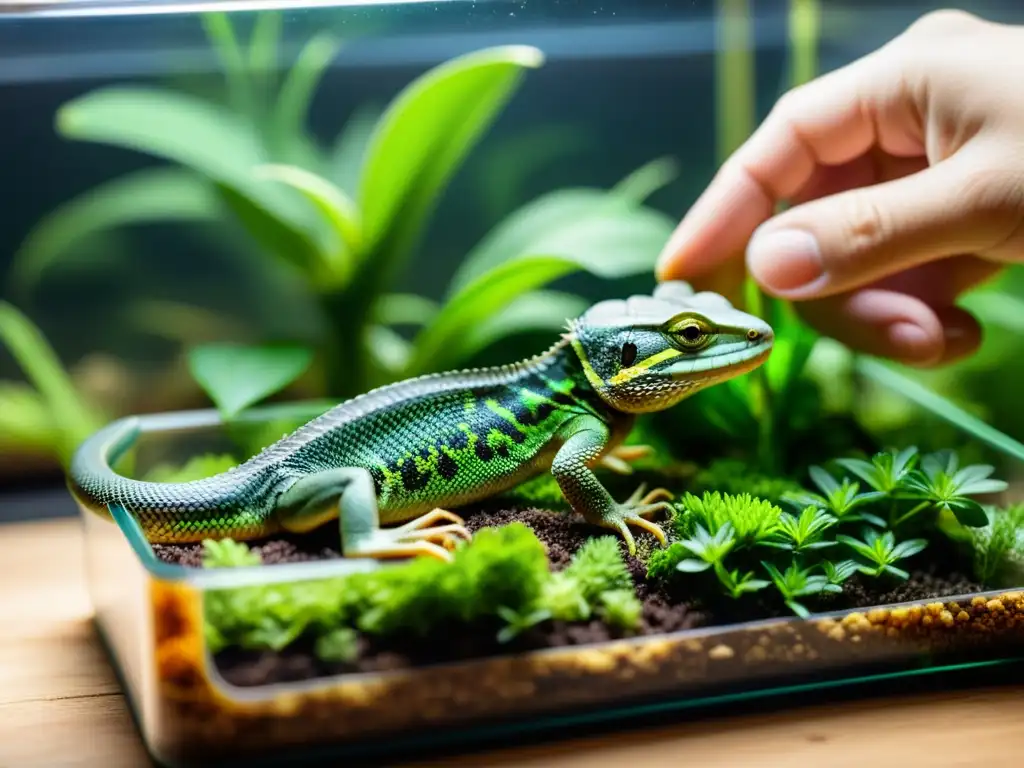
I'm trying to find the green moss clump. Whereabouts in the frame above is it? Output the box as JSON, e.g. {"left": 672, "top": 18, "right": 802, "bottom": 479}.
{"left": 689, "top": 459, "right": 803, "bottom": 506}
{"left": 501, "top": 473, "right": 569, "bottom": 510}
{"left": 202, "top": 527, "right": 642, "bottom": 658}
{"left": 966, "top": 503, "right": 1024, "bottom": 587}
{"left": 144, "top": 453, "right": 238, "bottom": 482}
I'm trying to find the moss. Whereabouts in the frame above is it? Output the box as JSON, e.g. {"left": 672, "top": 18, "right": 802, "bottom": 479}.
{"left": 690, "top": 459, "right": 803, "bottom": 505}
{"left": 144, "top": 453, "right": 238, "bottom": 482}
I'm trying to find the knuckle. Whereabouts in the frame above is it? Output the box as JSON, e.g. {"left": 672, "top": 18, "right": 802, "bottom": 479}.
{"left": 904, "top": 8, "right": 981, "bottom": 40}
{"left": 840, "top": 194, "right": 893, "bottom": 260}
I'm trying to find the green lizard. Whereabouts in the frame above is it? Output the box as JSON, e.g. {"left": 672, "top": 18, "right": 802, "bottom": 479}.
{"left": 68, "top": 281, "right": 774, "bottom": 561}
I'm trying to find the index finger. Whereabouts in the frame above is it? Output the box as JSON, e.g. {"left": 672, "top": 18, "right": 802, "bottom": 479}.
{"left": 655, "top": 44, "right": 921, "bottom": 284}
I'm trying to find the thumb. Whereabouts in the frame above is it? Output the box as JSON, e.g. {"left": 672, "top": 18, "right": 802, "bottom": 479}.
{"left": 744, "top": 144, "right": 1024, "bottom": 300}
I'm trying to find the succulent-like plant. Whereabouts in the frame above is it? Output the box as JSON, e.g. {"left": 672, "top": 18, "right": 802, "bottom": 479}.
{"left": 760, "top": 561, "right": 840, "bottom": 619}
{"left": 764, "top": 506, "right": 838, "bottom": 553}
{"left": 900, "top": 450, "right": 1007, "bottom": 528}
{"left": 783, "top": 466, "right": 887, "bottom": 527}
{"left": 836, "top": 528, "right": 928, "bottom": 580}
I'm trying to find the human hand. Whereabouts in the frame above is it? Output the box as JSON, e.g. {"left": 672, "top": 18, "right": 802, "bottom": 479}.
{"left": 656, "top": 9, "right": 1024, "bottom": 367}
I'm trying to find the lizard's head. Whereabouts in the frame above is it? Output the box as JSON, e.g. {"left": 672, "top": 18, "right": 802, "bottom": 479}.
{"left": 567, "top": 281, "right": 774, "bottom": 414}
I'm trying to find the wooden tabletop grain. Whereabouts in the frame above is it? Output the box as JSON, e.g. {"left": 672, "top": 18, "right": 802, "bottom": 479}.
{"left": 3, "top": 516, "right": 1024, "bottom": 767}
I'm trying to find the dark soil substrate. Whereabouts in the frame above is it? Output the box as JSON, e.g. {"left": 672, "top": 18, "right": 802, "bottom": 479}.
{"left": 151, "top": 505, "right": 985, "bottom": 688}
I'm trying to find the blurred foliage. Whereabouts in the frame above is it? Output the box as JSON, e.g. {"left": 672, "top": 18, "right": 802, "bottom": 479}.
{"left": 8, "top": 11, "right": 677, "bottom": 429}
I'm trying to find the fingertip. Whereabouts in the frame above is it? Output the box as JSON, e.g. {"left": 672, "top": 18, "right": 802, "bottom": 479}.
{"left": 933, "top": 306, "right": 983, "bottom": 366}
{"left": 886, "top": 322, "right": 944, "bottom": 367}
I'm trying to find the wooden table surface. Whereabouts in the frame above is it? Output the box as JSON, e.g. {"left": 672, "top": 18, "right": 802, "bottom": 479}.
{"left": 4, "top": 517, "right": 1024, "bottom": 767}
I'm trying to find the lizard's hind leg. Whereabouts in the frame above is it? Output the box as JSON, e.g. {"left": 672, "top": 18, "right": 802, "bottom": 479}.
{"left": 275, "top": 468, "right": 470, "bottom": 563}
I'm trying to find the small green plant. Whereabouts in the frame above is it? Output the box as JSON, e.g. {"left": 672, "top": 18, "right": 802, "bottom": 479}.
{"left": 901, "top": 450, "right": 1006, "bottom": 527}
{"left": 761, "top": 561, "right": 838, "bottom": 619}
{"left": 764, "top": 506, "right": 838, "bottom": 553}
{"left": 835, "top": 529, "right": 928, "bottom": 580}
{"left": 648, "top": 445, "right": 1005, "bottom": 618}
{"left": 676, "top": 491, "right": 783, "bottom": 546}
{"left": 782, "top": 466, "right": 886, "bottom": 527}
{"left": 671, "top": 523, "right": 737, "bottom": 573}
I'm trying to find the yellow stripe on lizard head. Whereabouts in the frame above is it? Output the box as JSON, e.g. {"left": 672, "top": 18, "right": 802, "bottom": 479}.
{"left": 569, "top": 336, "right": 608, "bottom": 391}
{"left": 608, "top": 347, "right": 682, "bottom": 386}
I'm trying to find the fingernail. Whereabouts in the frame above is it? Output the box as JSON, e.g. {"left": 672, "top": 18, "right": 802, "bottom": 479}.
{"left": 746, "top": 228, "right": 824, "bottom": 293}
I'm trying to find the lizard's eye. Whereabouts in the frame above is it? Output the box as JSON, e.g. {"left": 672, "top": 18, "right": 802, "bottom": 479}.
{"left": 675, "top": 322, "right": 708, "bottom": 349}
{"left": 620, "top": 341, "right": 638, "bottom": 368}
{"left": 680, "top": 324, "right": 702, "bottom": 342}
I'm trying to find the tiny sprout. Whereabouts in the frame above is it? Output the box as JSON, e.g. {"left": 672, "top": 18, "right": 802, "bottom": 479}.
{"left": 496, "top": 606, "right": 552, "bottom": 644}
{"left": 598, "top": 589, "right": 644, "bottom": 632}
{"left": 761, "top": 561, "right": 838, "bottom": 619}
{"left": 834, "top": 446, "right": 919, "bottom": 494}
{"left": 201, "top": 538, "right": 261, "bottom": 569}
{"left": 713, "top": 562, "right": 771, "bottom": 600}
{"left": 901, "top": 450, "right": 1008, "bottom": 528}
{"left": 674, "top": 522, "right": 737, "bottom": 573}
{"left": 822, "top": 559, "right": 861, "bottom": 588}
{"left": 783, "top": 466, "right": 886, "bottom": 527}
{"left": 836, "top": 528, "right": 928, "bottom": 581}
{"left": 764, "top": 506, "right": 838, "bottom": 553}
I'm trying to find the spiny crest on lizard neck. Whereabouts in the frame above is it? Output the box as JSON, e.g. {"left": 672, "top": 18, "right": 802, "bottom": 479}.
{"left": 566, "top": 281, "right": 775, "bottom": 414}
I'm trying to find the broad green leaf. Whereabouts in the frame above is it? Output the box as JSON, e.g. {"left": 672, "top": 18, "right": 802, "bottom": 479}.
{"left": 253, "top": 164, "right": 360, "bottom": 285}
{"left": 359, "top": 45, "right": 544, "bottom": 256}
{"left": 611, "top": 156, "right": 679, "bottom": 205}
{"left": 449, "top": 188, "right": 630, "bottom": 294}
{"left": 855, "top": 356, "right": 1024, "bottom": 464}
{"left": 451, "top": 192, "right": 674, "bottom": 299}
{"left": 0, "top": 302, "right": 101, "bottom": 461}
{"left": 407, "top": 256, "right": 577, "bottom": 374}
{"left": 471, "top": 122, "right": 595, "bottom": 220}
{"left": 9, "top": 168, "right": 221, "bottom": 295}
{"left": 187, "top": 342, "right": 314, "bottom": 419}
{"left": 0, "top": 382, "right": 61, "bottom": 454}
{"left": 455, "top": 290, "right": 589, "bottom": 367}
{"left": 272, "top": 33, "right": 342, "bottom": 154}
{"left": 329, "top": 103, "right": 383, "bottom": 196}
{"left": 56, "top": 87, "right": 321, "bottom": 272}
{"left": 371, "top": 293, "right": 440, "bottom": 327}
{"left": 406, "top": 205, "right": 669, "bottom": 375}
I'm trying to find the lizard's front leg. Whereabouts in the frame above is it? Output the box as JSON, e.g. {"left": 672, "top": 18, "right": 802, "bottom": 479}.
{"left": 551, "top": 416, "right": 672, "bottom": 556}
{"left": 275, "top": 468, "right": 471, "bottom": 563}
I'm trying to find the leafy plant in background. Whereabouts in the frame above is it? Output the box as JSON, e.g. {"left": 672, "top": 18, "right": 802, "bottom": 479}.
{"left": 10, "top": 11, "right": 677, "bottom": 427}
{"left": 0, "top": 302, "right": 102, "bottom": 465}
{"left": 647, "top": 445, "right": 1005, "bottom": 618}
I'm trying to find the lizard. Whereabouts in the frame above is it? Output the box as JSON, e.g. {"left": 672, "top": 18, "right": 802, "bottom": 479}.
{"left": 67, "top": 281, "right": 774, "bottom": 561}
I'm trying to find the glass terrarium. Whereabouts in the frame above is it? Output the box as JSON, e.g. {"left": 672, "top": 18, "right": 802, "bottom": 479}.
{"left": 74, "top": 388, "right": 1024, "bottom": 767}
{"left": 4, "top": 1, "right": 1024, "bottom": 766}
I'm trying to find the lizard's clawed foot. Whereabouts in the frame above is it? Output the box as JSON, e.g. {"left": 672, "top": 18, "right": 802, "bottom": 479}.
{"left": 599, "top": 444, "right": 656, "bottom": 475}
{"left": 348, "top": 508, "right": 472, "bottom": 563}
{"left": 592, "top": 483, "right": 674, "bottom": 556}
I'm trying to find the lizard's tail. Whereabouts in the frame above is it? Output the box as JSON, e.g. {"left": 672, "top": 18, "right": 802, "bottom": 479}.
{"left": 67, "top": 416, "right": 144, "bottom": 514}
{"left": 65, "top": 414, "right": 246, "bottom": 525}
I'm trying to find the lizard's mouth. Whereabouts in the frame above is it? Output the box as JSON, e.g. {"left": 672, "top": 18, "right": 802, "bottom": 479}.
{"left": 663, "top": 334, "right": 775, "bottom": 383}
